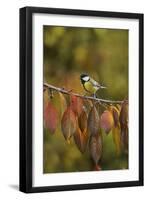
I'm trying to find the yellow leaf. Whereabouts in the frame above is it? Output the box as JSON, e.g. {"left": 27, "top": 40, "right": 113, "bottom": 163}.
{"left": 109, "top": 106, "right": 120, "bottom": 127}
{"left": 112, "top": 125, "right": 121, "bottom": 156}
{"left": 59, "top": 92, "right": 67, "bottom": 117}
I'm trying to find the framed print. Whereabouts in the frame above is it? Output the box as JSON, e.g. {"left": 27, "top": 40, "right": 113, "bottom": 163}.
{"left": 19, "top": 7, "right": 144, "bottom": 193}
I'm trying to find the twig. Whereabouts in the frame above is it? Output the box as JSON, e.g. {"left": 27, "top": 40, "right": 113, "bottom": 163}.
{"left": 43, "top": 82, "right": 123, "bottom": 104}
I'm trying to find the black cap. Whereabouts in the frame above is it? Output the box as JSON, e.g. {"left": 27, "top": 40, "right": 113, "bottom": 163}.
{"left": 80, "top": 73, "right": 88, "bottom": 79}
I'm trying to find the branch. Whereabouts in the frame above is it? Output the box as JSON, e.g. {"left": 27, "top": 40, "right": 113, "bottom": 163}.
{"left": 43, "top": 82, "right": 123, "bottom": 104}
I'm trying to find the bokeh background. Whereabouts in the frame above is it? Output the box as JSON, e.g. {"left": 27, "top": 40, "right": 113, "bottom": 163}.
{"left": 43, "top": 26, "right": 128, "bottom": 173}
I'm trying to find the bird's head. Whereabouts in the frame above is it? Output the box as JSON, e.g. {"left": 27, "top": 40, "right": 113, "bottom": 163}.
{"left": 80, "top": 73, "right": 90, "bottom": 83}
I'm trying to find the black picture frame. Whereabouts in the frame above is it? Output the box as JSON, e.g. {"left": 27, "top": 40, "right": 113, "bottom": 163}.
{"left": 19, "top": 6, "right": 144, "bottom": 193}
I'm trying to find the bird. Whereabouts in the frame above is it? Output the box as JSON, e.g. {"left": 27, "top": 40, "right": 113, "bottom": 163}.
{"left": 80, "top": 73, "right": 106, "bottom": 98}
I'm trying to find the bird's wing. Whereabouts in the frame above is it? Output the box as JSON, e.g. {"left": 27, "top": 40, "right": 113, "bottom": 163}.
{"left": 90, "top": 78, "right": 106, "bottom": 88}
{"left": 90, "top": 78, "right": 101, "bottom": 88}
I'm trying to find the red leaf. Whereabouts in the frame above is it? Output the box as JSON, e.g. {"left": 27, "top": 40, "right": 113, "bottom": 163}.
{"left": 119, "top": 101, "right": 128, "bottom": 127}
{"left": 44, "top": 101, "right": 58, "bottom": 134}
{"left": 119, "top": 101, "right": 128, "bottom": 152}
{"left": 88, "top": 106, "right": 99, "bottom": 136}
{"left": 70, "top": 95, "right": 83, "bottom": 116}
{"left": 94, "top": 164, "right": 101, "bottom": 171}
{"left": 61, "top": 107, "right": 77, "bottom": 141}
{"left": 120, "top": 126, "right": 128, "bottom": 153}
{"left": 100, "top": 110, "right": 114, "bottom": 134}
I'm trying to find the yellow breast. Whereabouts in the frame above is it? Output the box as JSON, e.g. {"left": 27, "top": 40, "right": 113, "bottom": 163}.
{"left": 84, "top": 82, "right": 98, "bottom": 94}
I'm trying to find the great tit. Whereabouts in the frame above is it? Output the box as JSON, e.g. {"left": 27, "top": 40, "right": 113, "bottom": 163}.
{"left": 80, "top": 73, "right": 106, "bottom": 98}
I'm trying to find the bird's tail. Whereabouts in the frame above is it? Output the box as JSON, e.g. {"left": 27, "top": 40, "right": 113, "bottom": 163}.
{"left": 100, "top": 85, "right": 107, "bottom": 89}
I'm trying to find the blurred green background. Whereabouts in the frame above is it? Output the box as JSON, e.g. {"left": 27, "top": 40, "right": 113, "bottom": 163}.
{"left": 43, "top": 26, "right": 128, "bottom": 173}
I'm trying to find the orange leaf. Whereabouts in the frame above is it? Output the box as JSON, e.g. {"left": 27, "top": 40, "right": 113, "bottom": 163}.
{"left": 100, "top": 110, "right": 114, "bottom": 134}
{"left": 87, "top": 106, "right": 99, "bottom": 136}
{"left": 74, "top": 127, "right": 88, "bottom": 153}
{"left": 78, "top": 110, "right": 87, "bottom": 132}
{"left": 74, "top": 110, "right": 88, "bottom": 153}
{"left": 70, "top": 95, "right": 83, "bottom": 116}
{"left": 44, "top": 101, "right": 58, "bottom": 134}
{"left": 89, "top": 134, "right": 102, "bottom": 165}
{"left": 61, "top": 107, "right": 77, "bottom": 141}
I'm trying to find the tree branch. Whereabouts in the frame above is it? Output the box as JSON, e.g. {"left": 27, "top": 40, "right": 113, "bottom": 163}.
{"left": 43, "top": 82, "right": 123, "bottom": 104}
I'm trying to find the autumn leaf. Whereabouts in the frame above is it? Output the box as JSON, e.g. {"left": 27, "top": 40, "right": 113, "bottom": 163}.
{"left": 59, "top": 92, "right": 67, "bottom": 117}
{"left": 87, "top": 106, "right": 99, "bottom": 136}
{"left": 83, "top": 99, "right": 93, "bottom": 113}
{"left": 78, "top": 110, "right": 87, "bottom": 132}
{"left": 100, "top": 110, "right": 114, "bottom": 134}
{"left": 119, "top": 101, "right": 128, "bottom": 152}
{"left": 89, "top": 134, "right": 102, "bottom": 165}
{"left": 43, "top": 89, "right": 49, "bottom": 106}
{"left": 94, "top": 164, "right": 101, "bottom": 171}
{"left": 44, "top": 101, "right": 58, "bottom": 134}
{"left": 70, "top": 95, "right": 83, "bottom": 116}
{"left": 119, "top": 101, "right": 128, "bottom": 127}
{"left": 110, "top": 106, "right": 120, "bottom": 127}
{"left": 73, "top": 109, "right": 88, "bottom": 153}
{"left": 74, "top": 127, "right": 88, "bottom": 153}
{"left": 120, "top": 126, "right": 128, "bottom": 153}
{"left": 61, "top": 107, "right": 77, "bottom": 141}
{"left": 116, "top": 104, "right": 121, "bottom": 111}
{"left": 112, "top": 126, "right": 121, "bottom": 156}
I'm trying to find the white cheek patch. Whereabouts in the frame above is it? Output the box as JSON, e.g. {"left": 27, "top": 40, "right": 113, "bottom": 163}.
{"left": 83, "top": 76, "right": 90, "bottom": 81}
